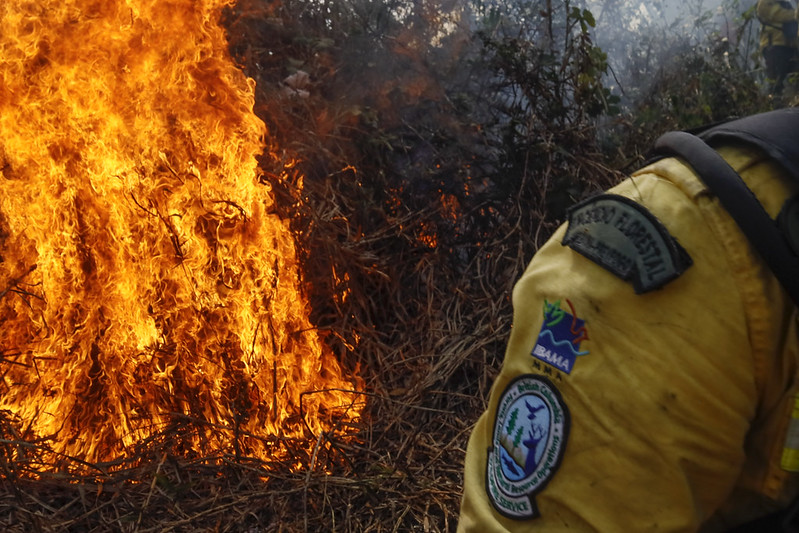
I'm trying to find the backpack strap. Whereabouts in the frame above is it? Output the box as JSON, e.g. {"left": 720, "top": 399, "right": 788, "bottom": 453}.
{"left": 651, "top": 127, "right": 799, "bottom": 307}
{"left": 697, "top": 108, "right": 799, "bottom": 183}
{"left": 653, "top": 110, "right": 799, "bottom": 531}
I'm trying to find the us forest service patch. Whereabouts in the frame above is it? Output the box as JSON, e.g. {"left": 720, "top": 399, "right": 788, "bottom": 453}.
{"left": 562, "top": 194, "right": 692, "bottom": 293}
{"left": 486, "top": 375, "right": 570, "bottom": 520}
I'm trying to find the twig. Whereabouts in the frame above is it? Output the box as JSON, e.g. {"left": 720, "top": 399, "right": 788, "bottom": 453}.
{"left": 303, "top": 431, "right": 325, "bottom": 533}
{"left": 0, "top": 265, "right": 36, "bottom": 302}
{"left": 136, "top": 452, "right": 167, "bottom": 528}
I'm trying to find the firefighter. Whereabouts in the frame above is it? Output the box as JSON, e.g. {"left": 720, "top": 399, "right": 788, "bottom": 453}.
{"left": 758, "top": 0, "right": 799, "bottom": 98}
{"left": 458, "top": 110, "right": 799, "bottom": 532}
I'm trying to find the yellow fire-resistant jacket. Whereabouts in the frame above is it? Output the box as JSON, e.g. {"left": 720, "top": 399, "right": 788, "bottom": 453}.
{"left": 758, "top": 0, "right": 799, "bottom": 49}
{"left": 458, "top": 142, "right": 799, "bottom": 532}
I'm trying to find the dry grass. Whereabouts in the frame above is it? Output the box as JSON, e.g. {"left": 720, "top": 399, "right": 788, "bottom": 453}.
{"left": 0, "top": 2, "right": 625, "bottom": 531}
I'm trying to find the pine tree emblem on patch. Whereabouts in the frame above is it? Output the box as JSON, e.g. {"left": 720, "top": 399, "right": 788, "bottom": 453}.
{"left": 486, "top": 375, "right": 569, "bottom": 520}
{"left": 531, "top": 299, "right": 588, "bottom": 374}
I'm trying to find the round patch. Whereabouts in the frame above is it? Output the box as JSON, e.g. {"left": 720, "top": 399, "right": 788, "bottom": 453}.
{"left": 485, "top": 374, "right": 570, "bottom": 520}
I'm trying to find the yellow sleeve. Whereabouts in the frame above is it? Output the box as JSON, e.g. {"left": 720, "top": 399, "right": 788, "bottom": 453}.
{"left": 458, "top": 169, "right": 763, "bottom": 532}
{"left": 758, "top": 0, "right": 796, "bottom": 25}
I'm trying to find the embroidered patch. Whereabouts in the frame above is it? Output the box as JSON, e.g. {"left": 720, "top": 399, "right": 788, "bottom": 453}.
{"left": 562, "top": 194, "right": 692, "bottom": 293}
{"left": 486, "top": 375, "right": 569, "bottom": 520}
{"left": 531, "top": 299, "right": 588, "bottom": 374}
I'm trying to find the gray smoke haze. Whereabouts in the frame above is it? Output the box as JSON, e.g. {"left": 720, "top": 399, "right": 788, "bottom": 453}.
{"left": 586, "top": 0, "right": 761, "bottom": 102}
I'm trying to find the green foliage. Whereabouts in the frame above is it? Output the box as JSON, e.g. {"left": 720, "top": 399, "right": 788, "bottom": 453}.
{"left": 474, "top": 1, "right": 619, "bottom": 221}
{"left": 596, "top": 0, "right": 771, "bottom": 162}
{"left": 221, "top": 0, "right": 781, "bottom": 529}
{"left": 229, "top": 0, "right": 778, "bottom": 384}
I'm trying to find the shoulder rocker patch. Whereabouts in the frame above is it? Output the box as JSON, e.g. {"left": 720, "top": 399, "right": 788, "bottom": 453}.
{"left": 562, "top": 194, "right": 692, "bottom": 293}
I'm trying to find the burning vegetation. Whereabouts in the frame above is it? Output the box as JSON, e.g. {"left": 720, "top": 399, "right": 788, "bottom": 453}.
{"left": 0, "top": 0, "right": 770, "bottom": 530}
{"left": 0, "top": 0, "right": 362, "bottom": 468}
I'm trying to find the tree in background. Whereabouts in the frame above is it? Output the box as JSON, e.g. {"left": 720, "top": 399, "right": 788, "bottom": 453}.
{"left": 220, "top": 0, "right": 773, "bottom": 528}
{"left": 0, "top": 1, "right": 781, "bottom": 531}
{"left": 591, "top": 0, "right": 768, "bottom": 163}
{"left": 225, "top": 0, "right": 773, "bottom": 449}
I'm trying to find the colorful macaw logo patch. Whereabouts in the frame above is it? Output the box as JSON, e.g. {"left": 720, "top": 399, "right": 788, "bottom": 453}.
{"left": 486, "top": 375, "right": 569, "bottom": 520}
{"left": 530, "top": 299, "right": 588, "bottom": 374}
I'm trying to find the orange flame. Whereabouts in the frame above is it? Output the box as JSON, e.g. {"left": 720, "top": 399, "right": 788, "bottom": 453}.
{"left": 0, "top": 0, "right": 361, "bottom": 467}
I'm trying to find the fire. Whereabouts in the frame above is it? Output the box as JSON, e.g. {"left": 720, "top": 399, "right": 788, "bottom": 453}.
{"left": 0, "top": 0, "right": 362, "bottom": 468}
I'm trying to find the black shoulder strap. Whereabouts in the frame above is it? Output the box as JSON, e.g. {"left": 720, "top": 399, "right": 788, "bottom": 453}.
{"left": 651, "top": 111, "right": 799, "bottom": 307}
{"left": 653, "top": 110, "right": 799, "bottom": 532}
{"left": 698, "top": 108, "right": 799, "bottom": 183}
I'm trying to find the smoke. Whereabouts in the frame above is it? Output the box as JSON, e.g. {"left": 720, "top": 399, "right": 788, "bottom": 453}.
{"left": 587, "top": 0, "right": 761, "bottom": 104}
